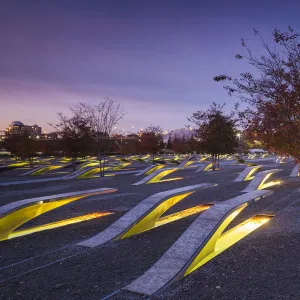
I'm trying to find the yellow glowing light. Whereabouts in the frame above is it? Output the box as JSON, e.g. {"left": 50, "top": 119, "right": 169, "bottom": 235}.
{"left": 185, "top": 213, "right": 272, "bottom": 275}
{"left": 203, "top": 163, "right": 213, "bottom": 171}
{"left": 199, "top": 157, "right": 209, "bottom": 162}
{"left": 59, "top": 157, "right": 72, "bottom": 163}
{"left": 112, "top": 162, "right": 132, "bottom": 170}
{"left": 257, "top": 173, "right": 281, "bottom": 190}
{"left": 77, "top": 167, "right": 108, "bottom": 179}
{"left": 215, "top": 215, "right": 271, "bottom": 252}
{"left": 244, "top": 166, "right": 262, "bottom": 181}
{"left": 121, "top": 192, "right": 195, "bottom": 239}
{"left": 30, "top": 165, "right": 63, "bottom": 176}
{"left": 183, "top": 161, "right": 194, "bottom": 168}
{"left": 8, "top": 162, "right": 29, "bottom": 168}
{"left": 8, "top": 211, "right": 114, "bottom": 240}
{"left": 145, "top": 165, "right": 165, "bottom": 175}
{"left": 79, "top": 162, "right": 100, "bottom": 170}
{"left": 279, "top": 157, "right": 287, "bottom": 164}
{"left": 0, "top": 189, "right": 116, "bottom": 241}
{"left": 155, "top": 204, "right": 213, "bottom": 227}
{"left": 147, "top": 169, "right": 181, "bottom": 184}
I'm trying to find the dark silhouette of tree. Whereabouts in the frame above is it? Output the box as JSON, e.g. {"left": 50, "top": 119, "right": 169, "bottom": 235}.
{"left": 166, "top": 135, "right": 172, "bottom": 150}
{"left": 214, "top": 27, "right": 300, "bottom": 163}
{"left": 3, "top": 133, "right": 37, "bottom": 165}
{"left": 140, "top": 125, "right": 164, "bottom": 163}
{"left": 188, "top": 103, "right": 238, "bottom": 170}
{"left": 50, "top": 111, "right": 92, "bottom": 170}
{"left": 76, "top": 98, "right": 125, "bottom": 177}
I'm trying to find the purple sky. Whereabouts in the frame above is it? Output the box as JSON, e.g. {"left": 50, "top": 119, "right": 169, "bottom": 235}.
{"left": 1, "top": 0, "right": 300, "bottom": 133}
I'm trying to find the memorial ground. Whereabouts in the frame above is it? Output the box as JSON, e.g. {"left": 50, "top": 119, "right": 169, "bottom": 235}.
{"left": 0, "top": 156, "right": 299, "bottom": 299}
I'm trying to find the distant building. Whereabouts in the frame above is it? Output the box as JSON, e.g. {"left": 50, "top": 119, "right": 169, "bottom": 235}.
{"left": 5, "top": 121, "right": 42, "bottom": 138}
{"left": 0, "top": 129, "right": 5, "bottom": 141}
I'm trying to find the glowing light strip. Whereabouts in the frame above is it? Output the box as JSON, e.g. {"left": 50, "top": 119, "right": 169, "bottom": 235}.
{"left": 257, "top": 173, "right": 281, "bottom": 190}
{"left": 79, "top": 162, "right": 100, "bottom": 170}
{"left": 155, "top": 204, "right": 213, "bottom": 228}
{"left": 279, "top": 157, "right": 287, "bottom": 164}
{"left": 145, "top": 165, "right": 165, "bottom": 175}
{"left": 8, "top": 212, "right": 114, "bottom": 239}
{"left": 185, "top": 214, "right": 272, "bottom": 275}
{"left": 244, "top": 166, "right": 261, "bottom": 181}
{"left": 121, "top": 192, "right": 195, "bottom": 239}
{"left": 30, "top": 165, "right": 62, "bottom": 176}
{"left": 199, "top": 157, "right": 209, "bottom": 162}
{"left": 147, "top": 169, "right": 180, "bottom": 184}
{"left": 183, "top": 161, "right": 194, "bottom": 168}
{"left": 112, "top": 162, "right": 132, "bottom": 170}
{"left": 203, "top": 163, "right": 213, "bottom": 171}
{"left": 8, "top": 162, "right": 29, "bottom": 167}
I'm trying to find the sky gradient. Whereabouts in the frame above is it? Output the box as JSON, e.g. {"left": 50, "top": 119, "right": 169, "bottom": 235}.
{"left": 1, "top": 0, "right": 300, "bottom": 133}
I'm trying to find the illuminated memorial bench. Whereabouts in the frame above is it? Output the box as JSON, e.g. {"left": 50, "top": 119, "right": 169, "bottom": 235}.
{"left": 124, "top": 189, "right": 273, "bottom": 296}
{"left": 233, "top": 165, "right": 262, "bottom": 182}
{"left": 177, "top": 160, "right": 195, "bottom": 168}
{"left": 0, "top": 188, "right": 116, "bottom": 241}
{"left": 0, "top": 162, "right": 29, "bottom": 171}
{"left": 134, "top": 164, "right": 166, "bottom": 176}
{"left": 21, "top": 165, "right": 67, "bottom": 176}
{"left": 241, "top": 169, "right": 282, "bottom": 193}
{"left": 78, "top": 183, "right": 216, "bottom": 248}
{"left": 196, "top": 162, "right": 213, "bottom": 172}
{"left": 132, "top": 167, "right": 182, "bottom": 185}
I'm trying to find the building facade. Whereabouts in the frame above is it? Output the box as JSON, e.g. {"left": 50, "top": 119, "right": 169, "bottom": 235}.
{"left": 5, "top": 121, "right": 42, "bottom": 138}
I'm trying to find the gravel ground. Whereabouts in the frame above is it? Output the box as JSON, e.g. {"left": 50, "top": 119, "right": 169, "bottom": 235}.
{"left": 0, "top": 160, "right": 299, "bottom": 299}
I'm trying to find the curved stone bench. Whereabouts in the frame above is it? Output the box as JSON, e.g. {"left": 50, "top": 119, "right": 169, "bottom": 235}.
{"left": 64, "top": 166, "right": 98, "bottom": 179}
{"left": 132, "top": 167, "right": 181, "bottom": 185}
{"left": 177, "top": 160, "right": 196, "bottom": 168}
{"left": 241, "top": 169, "right": 282, "bottom": 193}
{"left": 195, "top": 162, "right": 212, "bottom": 172}
{"left": 134, "top": 164, "right": 165, "bottom": 176}
{"left": 233, "top": 165, "right": 262, "bottom": 182}
{"left": 21, "top": 165, "right": 63, "bottom": 176}
{"left": 21, "top": 165, "right": 43, "bottom": 176}
{"left": 124, "top": 189, "right": 273, "bottom": 296}
{"left": 0, "top": 162, "right": 29, "bottom": 172}
{"left": 78, "top": 183, "right": 217, "bottom": 248}
{"left": 0, "top": 188, "right": 116, "bottom": 241}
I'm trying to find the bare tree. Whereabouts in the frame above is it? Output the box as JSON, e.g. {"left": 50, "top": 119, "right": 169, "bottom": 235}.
{"left": 3, "top": 132, "right": 38, "bottom": 166}
{"left": 50, "top": 111, "right": 92, "bottom": 170}
{"left": 140, "top": 125, "right": 164, "bottom": 163}
{"left": 77, "top": 98, "right": 126, "bottom": 176}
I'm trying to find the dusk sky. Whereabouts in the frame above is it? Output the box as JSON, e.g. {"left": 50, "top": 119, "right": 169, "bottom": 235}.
{"left": 1, "top": 0, "right": 300, "bottom": 133}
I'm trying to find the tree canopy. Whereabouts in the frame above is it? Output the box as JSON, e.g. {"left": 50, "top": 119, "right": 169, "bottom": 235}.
{"left": 140, "top": 125, "right": 164, "bottom": 162}
{"left": 214, "top": 27, "right": 300, "bottom": 161}
{"left": 189, "top": 103, "right": 238, "bottom": 169}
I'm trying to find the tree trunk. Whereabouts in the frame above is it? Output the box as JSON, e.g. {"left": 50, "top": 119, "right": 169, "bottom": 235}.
{"left": 29, "top": 156, "right": 33, "bottom": 167}
{"left": 72, "top": 155, "right": 76, "bottom": 171}
{"left": 98, "top": 149, "right": 102, "bottom": 177}
{"left": 102, "top": 149, "right": 106, "bottom": 177}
